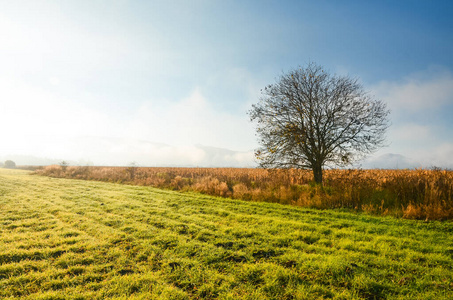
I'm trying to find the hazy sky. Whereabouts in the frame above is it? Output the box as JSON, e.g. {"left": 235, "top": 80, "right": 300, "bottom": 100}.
{"left": 1, "top": 0, "right": 452, "bottom": 167}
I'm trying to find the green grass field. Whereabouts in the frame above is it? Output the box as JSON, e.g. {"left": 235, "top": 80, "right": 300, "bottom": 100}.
{"left": 1, "top": 169, "right": 452, "bottom": 299}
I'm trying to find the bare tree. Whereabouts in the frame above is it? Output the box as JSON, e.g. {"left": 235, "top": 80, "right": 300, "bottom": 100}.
{"left": 249, "top": 63, "right": 390, "bottom": 185}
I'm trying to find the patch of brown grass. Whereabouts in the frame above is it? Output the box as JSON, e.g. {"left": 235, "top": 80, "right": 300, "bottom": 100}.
{"left": 34, "top": 166, "right": 453, "bottom": 220}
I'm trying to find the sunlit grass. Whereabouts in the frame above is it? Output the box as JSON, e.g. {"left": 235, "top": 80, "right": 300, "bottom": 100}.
{"left": 1, "top": 168, "right": 452, "bottom": 299}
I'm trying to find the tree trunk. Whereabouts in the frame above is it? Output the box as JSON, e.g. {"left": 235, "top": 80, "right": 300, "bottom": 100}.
{"left": 312, "top": 165, "right": 323, "bottom": 185}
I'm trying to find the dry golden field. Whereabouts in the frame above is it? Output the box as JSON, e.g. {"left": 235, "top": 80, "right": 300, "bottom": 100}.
{"left": 34, "top": 166, "right": 453, "bottom": 220}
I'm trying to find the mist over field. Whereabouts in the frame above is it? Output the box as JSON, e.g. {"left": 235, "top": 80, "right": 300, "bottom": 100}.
{"left": 0, "top": 136, "right": 441, "bottom": 170}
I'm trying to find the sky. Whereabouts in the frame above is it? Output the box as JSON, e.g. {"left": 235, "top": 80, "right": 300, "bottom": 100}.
{"left": 0, "top": 0, "right": 452, "bottom": 168}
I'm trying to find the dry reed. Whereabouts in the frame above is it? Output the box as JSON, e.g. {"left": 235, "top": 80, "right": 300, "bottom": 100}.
{"left": 34, "top": 166, "right": 453, "bottom": 220}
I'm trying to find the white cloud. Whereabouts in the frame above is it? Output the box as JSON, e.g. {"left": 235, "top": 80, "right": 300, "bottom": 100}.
{"left": 49, "top": 77, "right": 61, "bottom": 86}
{"left": 389, "top": 123, "right": 431, "bottom": 142}
{"left": 362, "top": 68, "right": 453, "bottom": 169}
{"left": 372, "top": 68, "right": 453, "bottom": 112}
{"left": 411, "top": 143, "right": 453, "bottom": 169}
{"left": 0, "top": 81, "right": 256, "bottom": 166}
{"left": 124, "top": 88, "right": 257, "bottom": 151}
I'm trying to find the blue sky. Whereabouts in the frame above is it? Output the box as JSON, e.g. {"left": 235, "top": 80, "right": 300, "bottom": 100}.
{"left": 1, "top": 0, "right": 452, "bottom": 167}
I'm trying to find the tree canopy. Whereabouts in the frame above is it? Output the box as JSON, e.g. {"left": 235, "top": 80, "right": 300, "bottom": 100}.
{"left": 4, "top": 160, "right": 16, "bottom": 169}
